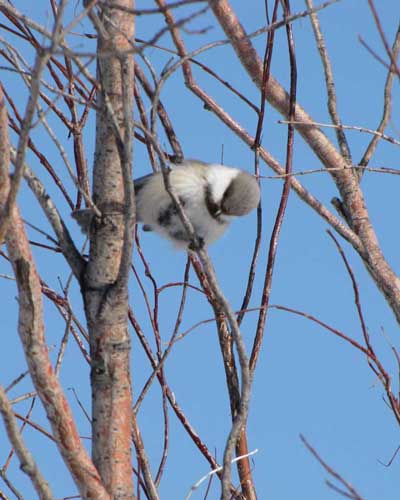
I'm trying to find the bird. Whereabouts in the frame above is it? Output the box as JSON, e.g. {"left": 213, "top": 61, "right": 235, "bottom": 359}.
{"left": 134, "top": 159, "right": 260, "bottom": 248}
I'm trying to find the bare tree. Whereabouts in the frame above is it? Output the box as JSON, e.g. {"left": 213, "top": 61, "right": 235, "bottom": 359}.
{"left": 0, "top": 1, "right": 399, "bottom": 499}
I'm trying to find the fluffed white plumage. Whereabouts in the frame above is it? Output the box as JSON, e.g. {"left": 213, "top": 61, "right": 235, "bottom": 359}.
{"left": 135, "top": 159, "right": 260, "bottom": 248}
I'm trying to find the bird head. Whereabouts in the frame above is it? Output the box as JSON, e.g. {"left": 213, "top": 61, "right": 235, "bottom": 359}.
{"left": 221, "top": 171, "right": 260, "bottom": 216}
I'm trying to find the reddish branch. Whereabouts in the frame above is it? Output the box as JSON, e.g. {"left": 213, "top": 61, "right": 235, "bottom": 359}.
{"left": 251, "top": 0, "right": 297, "bottom": 372}
{"left": 236, "top": 0, "right": 279, "bottom": 328}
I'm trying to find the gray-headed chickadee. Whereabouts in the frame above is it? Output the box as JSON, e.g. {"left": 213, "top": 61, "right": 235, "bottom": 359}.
{"left": 134, "top": 159, "right": 260, "bottom": 248}
{"left": 72, "top": 159, "right": 260, "bottom": 248}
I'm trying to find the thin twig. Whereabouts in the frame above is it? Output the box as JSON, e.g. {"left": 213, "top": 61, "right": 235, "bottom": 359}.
{"left": 306, "top": 0, "right": 351, "bottom": 162}
{"left": 4, "top": 372, "right": 29, "bottom": 393}
{"left": 327, "top": 231, "right": 370, "bottom": 347}
{"left": 366, "top": 0, "right": 400, "bottom": 78}
{"left": 0, "top": 49, "right": 50, "bottom": 243}
{"left": 301, "top": 434, "right": 365, "bottom": 500}
{"left": 0, "top": 386, "right": 54, "bottom": 500}
{"left": 261, "top": 165, "right": 400, "bottom": 179}
{"left": 278, "top": 119, "right": 400, "bottom": 146}
{"left": 21, "top": 159, "right": 85, "bottom": 280}
{"left": 359, "top": 24, "right": 400, "bottom": 174}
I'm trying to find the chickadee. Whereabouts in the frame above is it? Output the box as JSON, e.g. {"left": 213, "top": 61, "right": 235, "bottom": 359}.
{"left": 72, "top": 160, "right": 260, "bottom": 248}
{"left": 135, "top": 159, "right": 260, "bottom": 248}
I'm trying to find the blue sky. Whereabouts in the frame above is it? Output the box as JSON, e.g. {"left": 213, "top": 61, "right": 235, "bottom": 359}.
{"left": 0, "top": 1, "right": 399, "bottom": 499}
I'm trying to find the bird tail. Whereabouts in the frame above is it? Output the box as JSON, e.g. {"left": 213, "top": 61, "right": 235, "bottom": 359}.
{"left": 133, "top": 174, "right": 153, "bottom": 222}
